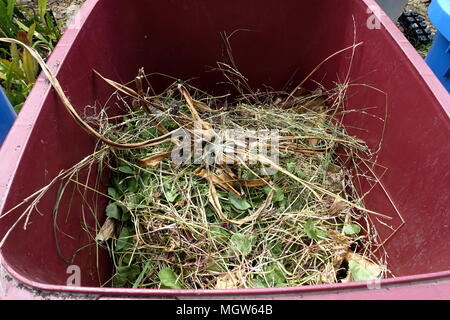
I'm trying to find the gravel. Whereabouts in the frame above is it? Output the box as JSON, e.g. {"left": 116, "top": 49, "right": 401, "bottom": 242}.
{"left": 17, "top": 0, "right": 85, "bottom": 28}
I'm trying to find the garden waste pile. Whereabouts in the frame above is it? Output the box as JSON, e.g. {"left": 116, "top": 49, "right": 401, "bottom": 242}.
{"left": 0, "top": 38, "right": 389, "bottom": 289}
{"left": 91, "top": 71, "right": 388, "bottom": 289}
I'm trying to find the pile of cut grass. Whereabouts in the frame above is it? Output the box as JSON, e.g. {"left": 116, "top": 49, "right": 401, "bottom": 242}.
{"left": 0, "top": 38, "right": 390, "bottom": 289}
{"left": 91, "top": 75, "right": 388, "bottom": 289}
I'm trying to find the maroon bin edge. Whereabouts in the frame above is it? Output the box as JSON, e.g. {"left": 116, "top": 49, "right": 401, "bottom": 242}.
{"left": 0, "top": 0, "right": 449, "bottom": 299}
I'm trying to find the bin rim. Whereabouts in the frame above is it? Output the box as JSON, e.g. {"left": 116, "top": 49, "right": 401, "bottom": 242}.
{"left": 1, "top": 253, "right": 450, "bottom": 297}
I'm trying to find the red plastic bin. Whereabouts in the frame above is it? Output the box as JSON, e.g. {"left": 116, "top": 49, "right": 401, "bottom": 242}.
{"left": 0, "top": 0, "right": 449, "bottom": 299}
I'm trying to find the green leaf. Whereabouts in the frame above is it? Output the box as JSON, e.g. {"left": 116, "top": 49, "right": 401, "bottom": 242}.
{"left": 112, "top": 175, "right": 126, "bottom": 193}
{"left": 273, "top": 188, "right": 285, "bottom": 202}
{"left": 269, "top": 242, "right": 283, "bottom": 257}
{"left": 241, "top": 169, "right": 256, "bottom": 180}
{"left": 38, "top": 0, "right": 47, "bottom": 22}
{"left": 6, "top": 0, "right": 15, "bottom": 21}
{"left": 205, "top": 207, "right": 216, "bottom": 218}
{"left": 316, "top": 229, "right": 328, "bottom": 239}
{"left": 263, "top": 185, "right": 272, "bottom": 195}
{"left": 112, "top": 272, "right": 127, "bottom": 287}
{"left": 348, "top": 260, "right": 379, "bottom": 282}
{"left": 163, "top": 179, "right": 179, "bottom": 203}
{"left": 108, "top": 187, "right": 120, "bottom": 200}
{"left": 22, "top": 42, "right": 38, "bottom": 83}
{"left": 287, "top": 162, "right": 306, "bottom": 178}
{"left": 266, "top": 265, "right": 286, "bottom": 287}
{"left": 158, "top": 267, "right": 183, "bottom": 289}
{"left": 287, "top": 162, "right": 296, "bottom": 173}
{"left": 132, "top": 260, "right": 153, "bottom": 289}
{"left": 118, "top": 166, "right": 134, "bottom": 174}
{"left": 251, "top": 278, "right": 268, "bottom": 288}
{"left": 0, "top": 0, "right": 18, "bottom": 38}
{"left": 106, "top": 202, "right": 121, "bottom": 220}
{"left": 127, "top": 178, "right": 138, "bottom": 193}
{"left": 210, "top": 225, "right": 230, "bottom": 243}
{"left": 117, "top": 265, "right": 141, "bottom": 279}
{"left": 113, "top": 264, "right": 141, "bottom": 287}
{"left": 230, "top": 233, "right": 252, "bottom": 256}
{"left": 118, "top": 204, "right": 132, "bottom": 222}
{"left": 343, "top": 224, "right": 361, "bottom": 235}
{"left": 305, "top": 220, "right": 317, "bottom": 241}
{"left": 165, "top": 190, "right": 179, "bottom": 203}
{"left": 205, "top": 259, "right": 222, "bottom": 273}
{"left": 229, "top": 194, "right": 251, "bottom": 211}
{"left": 263, "top": 186, "right": 285, "bottom": 203}
{"left": 305, "top": 220, "right": 327, "bottom": 241}
{"left": 27, "top": 23, "right": 36, "bottom": 44}
{"left": 116, "top": 226, "right": 133, "bottom": 251}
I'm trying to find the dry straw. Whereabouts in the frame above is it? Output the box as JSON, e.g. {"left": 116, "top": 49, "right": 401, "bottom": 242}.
{"left": 0, "top": 38, "right": 391, "bottom": 289}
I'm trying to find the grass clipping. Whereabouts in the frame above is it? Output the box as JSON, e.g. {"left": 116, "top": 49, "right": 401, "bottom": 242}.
{"left": 94, "top": 79, "right": 388, "bottom": 289}
{"left": 0, "top": 38, "right": 389, "bottom": 289}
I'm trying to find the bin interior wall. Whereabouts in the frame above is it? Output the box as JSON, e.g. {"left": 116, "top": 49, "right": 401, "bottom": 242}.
{"left": 1, "top": 0, "right": 449, "bottom": 288}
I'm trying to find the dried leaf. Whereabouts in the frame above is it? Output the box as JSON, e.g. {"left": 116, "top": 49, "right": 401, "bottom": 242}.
{"left": 278, "top": 144, "right": 324, "bottom": 154}
{"left": 193, "top": 99, "right": 220, "bottom": 113}
{"left": 236, "top": 177, "right": 270, "bottom": 187}
{"left": 307, "top": 112, "right": 327, "bottom": 147}
{"left": 17, "top": 30, "right": 30, "bottom": 46}
{"left": 156, "top": 123, "right": 170, "bottom": 135}
{"left": 345, "top": 252, "right": 383, "bottom": 281}
{"left": 175, "top": 198, "right": 187, "bottom": 208}
{"left": 321, "top": 262, "right": 337, "bottom": 284}
{"left": 178, "top": 84, "right": 212, "bottom": 131}
{"left": 329, "top": 196, "right": 348, "bottom": 215}
{"left": 291, "top": 86, "right": 311, "bottom": 98}
{"left": 221, "top": 165, "right": 237, "bottom": 179}
{"left": 207, "top": 175, "right": 225, "bottom": 219}
{"left": 215, "top": 269, "right": 243, "bottom": 289}
{"left": 139, "top": 152, "right": 171, "bottom": 168}
{"left": 327, "top": 229, "right": 352, "bottom": 268}
{"left": 214, "top": 169, "right": 241, "bottom": 197}
{"left": 95, "top": 70, "right": 140, "bottom": 98}
{"left": 195, "top": 168, "right": 241, "bottom": 198}
{"left": 95, "top": 218, "right": 116, "bottom": 242}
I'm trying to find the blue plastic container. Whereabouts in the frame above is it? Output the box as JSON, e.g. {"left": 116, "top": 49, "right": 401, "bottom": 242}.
{"left": 426, "top": 0, "right": 450, "bottom": 91}
{"left": 0, "top": 86, "right": 16, "bottom": 146}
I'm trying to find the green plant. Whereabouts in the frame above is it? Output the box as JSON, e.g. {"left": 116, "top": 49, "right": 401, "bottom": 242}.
{"left": 0, "top": 0, "right": 62, "bottom": 112}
